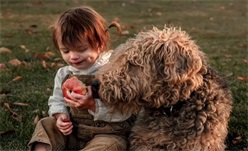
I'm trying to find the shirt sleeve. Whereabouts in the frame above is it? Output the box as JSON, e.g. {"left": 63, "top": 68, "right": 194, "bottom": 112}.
{"left": 88, "top": 99, "right": 132, "bottom": 122}
{"left": 48, "top": 67, "right": 69, "bottom": 116}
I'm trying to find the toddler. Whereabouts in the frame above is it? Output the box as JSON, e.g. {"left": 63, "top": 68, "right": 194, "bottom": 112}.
{"left": 28, "top": 6, "right": 132, "bottom": 151}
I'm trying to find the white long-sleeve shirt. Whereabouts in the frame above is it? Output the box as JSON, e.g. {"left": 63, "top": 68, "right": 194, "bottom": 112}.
{"left": 48, "top": 51, "right": 131, "bottom": 122}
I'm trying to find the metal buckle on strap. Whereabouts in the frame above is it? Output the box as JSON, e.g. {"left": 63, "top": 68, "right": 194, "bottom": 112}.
{"left": 94, "top": 121, "right": 106, "bottom": 127}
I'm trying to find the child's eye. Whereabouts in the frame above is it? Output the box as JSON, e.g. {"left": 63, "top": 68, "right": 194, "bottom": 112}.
{"left": 78, "top": 47, "right": 87, "bottom": 52}
{"left": 60, "top": 48, "right": 70, "bottom": 53}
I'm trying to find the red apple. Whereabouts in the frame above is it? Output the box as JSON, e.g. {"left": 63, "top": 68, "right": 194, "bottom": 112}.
{"left": 62, "top": 76, "right": 87, "bottom": 99}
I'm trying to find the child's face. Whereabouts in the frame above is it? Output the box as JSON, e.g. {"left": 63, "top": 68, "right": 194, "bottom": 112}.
{"left": 58, "top": 40, "right": 100, "bottom": 70}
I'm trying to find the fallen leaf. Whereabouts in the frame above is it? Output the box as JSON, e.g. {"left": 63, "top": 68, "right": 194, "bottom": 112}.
{"left": 121, "top": 24, "right": 134, "bottom": 30}
{"left": 243, "top": 59, "right": 248, "bottom": 64}
{"left": 0, "top": 129, "right": 15, "bottom": 136}
{"left": 56, "top": 63, "right": 64, "bottom": 67}
{"left": 0, "top": 90, "right": 11, "bottom": 99}
{"left": 50, "top": 62, "right": 65, "bottom": 68}
{"left": 50, "top": 62, "right": 56, "bottom": 67}
{"left": 33, "top": 115, "right": 39, "bottom": 124}
{"left": 0, "top": 63, "right": 7, "bottom": 70}
{"left": 0, "top": 94, "right": 8, "bottom": 99}
{"left": 224, "top": 54, "right": 232, "bottom": 58}
{"left": 21, "top": 61, "right": 29, "bottom": 67}
{"left": 20, "top": 45, "right": 29, "bottom": 52}
{"left": 32, "top": 109, "right": 40, "bottom": 113}
{"left": 225, "top": 73, "right": 234, "bottom": 78}
{"left": 12, "top": 112, "right": 22, "bottom": 122}
{"left": 20, "top": 45, "right": 26, "bottom": 50}
{"left": 0, "top": 47, "right": 12, "bottom": 54}
{"left": 122, "top": 30, "right": 130, "bottom": 35}
{"left": 25, "top": 29, "right": 33, "bottom": 34}
{"left": 8, "top": 58, "right": 22, "bottom": 66}
{"left": 54, "top": 58, "right": 63, "bottom": 62}
{"left": 4, "top": 103, "right": 22, "bottom": 121}
{"left": 46, "top": 88, "right": 51, "bottom": 92}
{"left": 4, "top": 102, "right": 10, "bottom": 109}
{"left": 44, "top": 51, "right": 55, "bottom": 58}
{"left": 113, "top": 17, "right": 120, "bottom": 22}
{"left": 13, "top": 102, "right": 29, "bottom": 106}
{"left": 156, "top": 12, "right": 162, "bottom": 16}
{"left": 41, "top": 60, "right": 47, "bottom": 68}
{"left": 191, "top": 27, "right": 198, "bottom": 33}
{"left": 34, "top": 54, "right": 46, "bottom": 60}
{"left": 42, "top": 111, "right": 47, "bottom": 116}
{"left": 220, "top": 6, "right": 225, "bottom": 10}
{"left": 232, "top": 136, "right": 242, "bottom": 144}
{"left": 238, "top": 42, "right": 246, "bottom": 48}
{"left": 237, "top": 76, "right": 248, "bottom": 82}
{"left": 12, "top": 76, "right": 23, "bottom": 82}
{"left": 46, "top": 47, "right": 51, "bottom": 51}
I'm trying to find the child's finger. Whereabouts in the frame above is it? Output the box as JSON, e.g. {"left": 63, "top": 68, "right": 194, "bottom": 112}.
{"left": 64, "top": 97, "right": 77, "bottom": 105}
{"left": 60, "top": 125, "right": 73, "bottom": 135}
{"left": 70, "top": 92, "right": 83, "bottom": 99}
{"left": 59, "top": 123, "right": 72, "bottom": 130}
{"left": 64, "top": 97, "right": 83, "bottom": 108}
{"left": 63, "top": 128, "right": 73, "bottom": 135}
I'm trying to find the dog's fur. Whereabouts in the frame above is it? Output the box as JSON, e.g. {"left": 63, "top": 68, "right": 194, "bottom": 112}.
{"left": 95, "top": 26, "right": 232, "bottom": 151}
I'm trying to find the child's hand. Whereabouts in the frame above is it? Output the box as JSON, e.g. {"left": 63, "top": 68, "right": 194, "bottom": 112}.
{"left": 64, "top": 86, "right": 96, "bottom": 112}
{"left": 55, "top": 113, "right": 73, "bottom": 135}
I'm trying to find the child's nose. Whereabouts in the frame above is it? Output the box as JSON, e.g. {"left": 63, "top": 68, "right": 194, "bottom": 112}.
{"left": 70, "top": 52, "right": 79, "bottom": 60}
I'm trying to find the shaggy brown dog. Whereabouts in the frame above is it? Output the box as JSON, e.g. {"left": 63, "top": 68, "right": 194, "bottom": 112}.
{"left": 95, "top": 26, "right": 232, "bottom": 151}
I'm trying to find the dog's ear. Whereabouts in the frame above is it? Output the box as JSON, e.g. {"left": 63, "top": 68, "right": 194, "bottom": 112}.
{"left": 163, "top": 40, "right": 205, "bottom": 83}
{"left": 157, "top": 35, "right": 208, "bottom": 102}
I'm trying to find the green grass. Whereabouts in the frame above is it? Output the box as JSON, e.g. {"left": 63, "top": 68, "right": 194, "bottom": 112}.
{"left": 0, "top": 0, "right": 247, "bottom": 150}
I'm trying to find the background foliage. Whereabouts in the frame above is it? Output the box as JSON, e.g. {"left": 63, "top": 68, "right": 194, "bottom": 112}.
{"left": 0, "top": 0, "right": 247, "bottom": 150}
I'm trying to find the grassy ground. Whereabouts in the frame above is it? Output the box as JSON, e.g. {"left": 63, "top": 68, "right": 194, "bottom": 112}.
{"left": 0, "top": 0, "right": 247, "bottom": 150}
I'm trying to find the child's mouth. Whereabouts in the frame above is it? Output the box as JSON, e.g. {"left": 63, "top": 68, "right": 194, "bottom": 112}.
{"left": 72, "top": 60, "right": 84, "bottom": 66}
